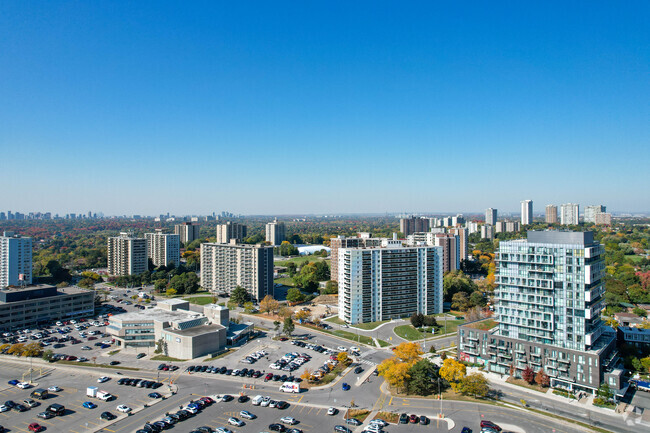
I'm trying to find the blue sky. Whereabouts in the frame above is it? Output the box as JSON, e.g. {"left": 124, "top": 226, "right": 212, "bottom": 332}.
{"left": 1, "top": 1, "right": 648, "bottom": 215}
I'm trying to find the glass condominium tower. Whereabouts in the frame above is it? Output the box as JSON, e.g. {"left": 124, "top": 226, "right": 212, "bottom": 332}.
{"left": 495, "top": 231, "right": 605, "bottom": 352}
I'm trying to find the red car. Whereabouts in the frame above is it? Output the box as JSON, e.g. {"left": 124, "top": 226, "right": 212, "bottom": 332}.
{"left": 409, "top": 414, "right": 418, "bottom": 423}
{"left": 264, "top": 373, "right": 274, "bottom": 381}
{"left": 480, "top": 421, "right": 502, "bottom": 431}
{"left": 200, "top": 396, "right": 214, "bottom": 404}
{"left": 28, "top": 423, "right": 45, "bottom": 432}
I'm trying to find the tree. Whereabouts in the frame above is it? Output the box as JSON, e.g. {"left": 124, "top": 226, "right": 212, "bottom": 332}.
{"left": 286, "top": 262, "right": 297, "bottom": 277}
{"left": 321, "top": 280, "right": 338, "bottom": 295}
{"left": 8, "top": 343, "right": 25, "bottom": 355}
{"left": 278, "top": 306, "right": 293, "bottom": 319}
{"left": 243, "top": 302, "right": 255, "bottom": 313}
{"left": 457, "top": 373, "right": 489, "bottom": 398}
{"left": 273, "top": 321, "right": 281, "bottom": 334}
{"left": 410, "top": 313, "right": 424, "bottom": 328}
{"left": 469, "top": 291, "right": 487, "bottom": 307}
{"left": 440, "top": 358, "right": 466, "bottom": 387}
{"left": 231, "top": 285, "right": 248, "bottom": 306}
{"left": 451, "top": 292, "right": 470, "bottom": 312}
{"left": 301, "top": 368, "right": 313, "bottom": 381}
{"left": 295, "top": 310, "right": 310, "bottom": 322}
{"left": 286, "top": 288, "right": 306, "bottom": 304}
{"left": 154, "top": 278, "right": 167, "bottom": 293}
{"left": 283, "top": 317, "right": 295, "bottom": 337}
{"left": 605, "top": 317, "right": 619, "bottom": 329}
{"left": 423, "top": 315, "right": 438, "bottom": 327}
{"left": 22, "top": 342, "right": 43, "bottom": 357}
{"left": 42, "top": 349, "right": 54, "bottom": 362}
{"left": 535, "top": 369, "right": 550, "bottom": 388}
{"left": 443, "top": 270, "right": 477, "bottom": 302}
{"left": 407, "top": 359, "right": 441, "bottom": 396}
{"left": 260, "top": 295, "right": 279, "bottom": 314}
{"left": 522, "top": 366, "right": 535, "bottom": 384}
{"left": 597, "top": 383, "right": 614, "bottom": 400}
{"left": 393, "top": 342, "right": 423, "bottom": 365}
{"left": 166, "top": 287, "right": 177, "bottom": 297}
{"left": 377, "top": 358, "right": 412, "bottom": 392}
{"left": 337, "top": 352, "right": 350, "bottom": 365}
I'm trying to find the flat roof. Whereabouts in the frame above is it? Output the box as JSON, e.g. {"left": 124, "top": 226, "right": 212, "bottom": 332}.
{"left": 166, "top": 323, "right": 224, "bottom": 337}
{"left": 526, "top": 230, "right": 595, "bottom": 246}
{"left": 157, "top": 298, "right": 189, "bottom": 306}
{"left": 110, "top": 308, "right": 203, "bottom": 323}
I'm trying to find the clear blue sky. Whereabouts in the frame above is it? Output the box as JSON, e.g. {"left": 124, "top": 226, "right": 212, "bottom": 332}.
{"left": 1, "top": 1, "right": 648, "bottom": 215}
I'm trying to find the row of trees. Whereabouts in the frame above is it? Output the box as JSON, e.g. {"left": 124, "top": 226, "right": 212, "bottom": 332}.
{"left": 0, "top": 342, "right": 43, "bottom": 357}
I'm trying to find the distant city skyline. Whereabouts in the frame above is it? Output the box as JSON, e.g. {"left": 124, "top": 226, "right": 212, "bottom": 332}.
{"left": 1, "top": 3, "right": 648, "bottom": 214}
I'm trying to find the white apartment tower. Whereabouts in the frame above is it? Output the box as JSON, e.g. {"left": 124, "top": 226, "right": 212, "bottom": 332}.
{"left": 584, "top": 205, "right": 606, "bottom": 224}
{"left": 486, "top": 208, "right": 497, "bottom": 226}
{"left": 175, "top": 222, "right": 200, "bottom": 244}
{"left": 200, "top": 242, "right": 274, "bottom": 301}
{"left": 561, "top": 203, "right": 580, "bottom": 225}
{"left": 216, "top": 222, "right": 247, "bottom": 244}
{"left": 0, "top": 232, "right": 32, "bottom": 288}
{"left": 338, "top": 240, "right": 443, "bottom": 324}
{"left": 521, "top": 200, "right": 533, "bottom": 225}
{"left": 145, "top": 232, "right": 180, "bottom": 268}
{"left": 265, "top": 218, "right": 286, "bottom": 246}
{"left": 107, "top": 232, "right": 147, "bottom": 276}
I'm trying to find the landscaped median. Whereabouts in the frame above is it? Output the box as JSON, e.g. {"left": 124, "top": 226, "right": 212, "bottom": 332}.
{"left": 300, "top": 322, "right": 390, "bottom": 347}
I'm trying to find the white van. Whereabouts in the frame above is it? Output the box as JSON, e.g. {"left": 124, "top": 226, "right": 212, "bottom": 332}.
{"left": 251, "top": 395, "right": 264, "bottom": 406}
{"left": 279, "top": 382, "right": 300, "bottom": 393}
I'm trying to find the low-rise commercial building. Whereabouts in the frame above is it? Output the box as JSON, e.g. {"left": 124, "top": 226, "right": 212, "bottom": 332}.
{"left": 0, "top": 284, "right": 94, "bottom": 331}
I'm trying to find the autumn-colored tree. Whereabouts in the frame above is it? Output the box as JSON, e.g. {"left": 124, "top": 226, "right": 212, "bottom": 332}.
{"left": 522, "top": 366, "right": 535, "bottom": 384}
{"left": 260, "top": 295, "right": 279, "bottom": 314}
{"left": 377, "top": 358, "right": 412, "bottom": 392}
{"left": 392, "top": 342, "right": 423, "bottom": 365}
{"left": 166, "top": 287, "right": 177, "bottom": 297}
{"left": 337, "top": 352, "right": 350, "bottom": 365}
{"left": 22, "top": 342, "right": 43, "bottom": 357}
{"left": 301, "top": 368, "right": 314, "bottom": 381}
{"left": 0, "top": 343, "right": 10, "bottom": 352}
{"left": 451, "top": 292, "right": 470, "bottom": 311}
{"left": 439, "top": 358, "right": 466, "bottom": 390}
{"left": 8, "top": 343, "right": 25, "bottom": 355}
{"left": 535, "top": 369, "right": 550, "bottom": 387}
{"left": 278, "top": 306, "right": 293, "bottom": 319}
{"left": 457, "top": 373, "right": 489, "bottom": 397}
{"left": 295, "top": 310, "right": 310, "bottom": 321}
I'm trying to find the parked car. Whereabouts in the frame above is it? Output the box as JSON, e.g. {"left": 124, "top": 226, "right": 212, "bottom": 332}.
{"left": 83, "top": 401, "right": 97, "bottom": 409}
{"left": 116, "top": 405, "right": 131, "bottom": 413}
{"left": 28, "top": 423, "right": 45, "bottom": 432}
{"left": 480, "top": 421, "right": 502, "bottom": 432}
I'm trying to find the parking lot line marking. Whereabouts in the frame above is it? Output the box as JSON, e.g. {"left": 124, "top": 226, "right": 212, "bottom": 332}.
{"left": 103, "top": 429, "right": 115, "bottom": 432}
{"left": 388, "top": 396, "right": 393, "bottom": 406}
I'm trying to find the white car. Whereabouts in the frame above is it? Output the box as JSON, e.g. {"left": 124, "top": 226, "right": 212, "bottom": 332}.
{"left": 327, "top": 407, "right": 337, "bottom": 415}
{"left": 280, "top": 416, "right": 297, "bottom": 425}
{"left": 240, "top": 410, "right": 256, "bottom": 419}
{"left": 47, "top": 386, "right": 61, "bottom": 392}
{"left": 370, "top": 419, "right": 388, "bottom": 427}
{"left": 215, "top": 428, "right": 233, "bottom": 433}
{"left": 116, "top": 405, "right": 131, "bottom": 413}
{"left": 101, "top": 340, "right": 112, "bottom": 345}
{"left": 0, "top": 405, "right": 8, "bottom": 412}
{"left": 227, "top": 417, "right": 244, "bottom": 427}
{"left": 337, "top": 346, "right": 347, "bottom": 351}
{"left": 184, "top": 406, "right": 198, "bottom": 414}
{"left": 363, "top": 426, "right": 383, "bottom": 433}
{"left": 98, "top": 376, "right": 110, "bottom": 383}
{"left": 16, "top": 382, "right": 31, "bottom": 389}
{"left": 260, "top": 396, "right": 271, "bottom": 407}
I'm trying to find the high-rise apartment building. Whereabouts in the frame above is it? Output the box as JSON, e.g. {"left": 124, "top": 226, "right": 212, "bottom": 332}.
{"left": 338, "top": 239, "right": 443, "bottom": 324}
{"left": 265, "top": 219, "right": 286, "bottom": 246}
{"left": 399, "top": 217, "right": 429, "bottom": 236}
{"left": 481, "top": 224, "right": 494, "bottom": 240}
{"left": 560, "top": 203, "right": 580, "bottom": 225}
{"left": 545, "top": 205, "right": 558, "bottom": 224}
{"left": 458, "top": 231, "right": 616, "bottom": 393}
{"left": 520, "top": 200, "right": 533, "bottom": 225}
{"left": 505, "top": 221, "right": 520, "bottom": 233}
{"left": 486, "top": 208, "right": 497, "bottom": 226}
{"left": 0, "top": 232, "right": 32, "bottom": 288}
{"left": 175, "top": 222, "right": 200, "bottom": 244}
{"left": 216, "top": 222, "right": 247, "bottom": 244}
{"left": 107, "top": 232, "right": 147, "bottom": 276}
{"left": 200, "top": 242, "right": 274, "bottom": 301}
{"left": 145, "top": 232, "right": 180, "bottom": 268}
{"left": 584, "top": 205, "right": 606, "bottom": 224}
{"left": 594, "top": 212, "right": 612, "bottom": 225}
{"left": 466, "top": 221, "right": 479, "bottom": 235}
{"left": 495, "top": 222, "right": 506, "bottom": 234}
{"left": 450, "top": 228, "right": 468, "bottom": 262}
{"left": 434, "top": 234, "right": 460, "bottom": 274}
{"left": 330, "top": 234, "right": 383, "bottom": 283}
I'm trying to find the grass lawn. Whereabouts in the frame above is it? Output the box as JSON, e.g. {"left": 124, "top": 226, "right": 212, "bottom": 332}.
{"left": 626, "top": 254, "right": 645, "bottom": 263}
{"left": 183, "top": 296, "right": 216, "bottom": 305}
{"left": 506, "top": 377, "right": 548, "bottom": 393}
{"left": 274, "top": 277, "right": 296, "bottom": 287}
{"left": 353, "top": 320, "right": 390, "bottom": 330}
{"left": 394, "top": 325, "right": 434, "bottom": 340}
{"left": 434, "top": 319, "right": 466, "bottom": 335}
{"left": 325, "top": 316, "right": 346, "bottom": 325}
{"left": 107, "top": 350, "right": 120, "bottom": 356}
{"left": 465, "top": 319, "right": 497, "bottom": 331}
{"left": 348, "top": 409, "right": 370, "bottom": 423}
{"left": 301, "top": 323, "right": 389, "bottom": 347}
{"left": 150, "top": 355, "right": 187, "bottom": 362}
{"left": 275, "top": 256, "right": 328, "bottom": 267}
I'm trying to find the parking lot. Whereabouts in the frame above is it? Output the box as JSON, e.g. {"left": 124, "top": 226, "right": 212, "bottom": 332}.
{"left": 0, "top": 361, "right": 174, "bottom": 433}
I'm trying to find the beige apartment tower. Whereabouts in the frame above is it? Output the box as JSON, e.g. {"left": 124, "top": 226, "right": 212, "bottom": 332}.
{"left": 265, "top": 218, "right": 286, "bottom": 246}
{"left": 545, "top": 205, "right": 558, "bottom": 223}
{"left": 107, "top": 232, "right": 147, "bottom": 276}
{"left": 175, "top": 222, "right": 200, "bottom": 244}
{"left": 216, "top": 222, "right": 247, "bottom": 244}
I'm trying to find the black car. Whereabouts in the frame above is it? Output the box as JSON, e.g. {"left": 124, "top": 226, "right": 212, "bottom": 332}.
{"left": 148, "top": 392, "right": 162, "bottom": 399}
{"left": 354, "top": 366, "right": 363, "bottom": 374}
{"left": 4, "top": 401, "right": 16, "bottom": 408}
{"left": 238, "top": 395, "right": 249, "bottom": 403}
{"left": 399, "top": 413, "right": 409, "bottom": 424}
{"left": 176, "top": 410, "right": 190, "bottom": 419}
{"left": 276, "top": 401, "right": 289, "bottom": 410}
{"left": 196, "top": 427, "right": 212, "bottom": 433}
{"left": 101, "top": 411, "right": 116, "bottom": 420}
{"left": 419, "top": 415, "right": 429, "bottom": 425}
{"left": 117, "top": 378, "right": 128, "bottom": 385}
{"left": 110, "top": 360, "right": 120, "bottom": 365}
{"left": 12, "top": 404, "right": 27, "bottom": 412}
{"left": 221, "top": 394, "right": 234, "bottom": 402}
{"left": 269, "top": 424, "right": 286, "bottom": 432}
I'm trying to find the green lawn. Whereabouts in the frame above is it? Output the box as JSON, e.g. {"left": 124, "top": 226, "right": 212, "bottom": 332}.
{"left": 273, "top": 277, "right": 296, "bottom": 287}
{"left": 275, "top": 256, "right": 328, "bottom": 267}
{"left": 301, "top": 323, "right": 388, "bottom": 347}
{"left": 626, "top": 254, "right": 645, "bottom": 263}
{"left": 353, "top": 320, "right": 390, "bottom": 330}
{"left": 151, "top": 355, "right": 187, "bottom": 362}
{"left": 394, "top": 325, "right": 435, "bottom": 340}
{"left": 183, "top": 296, "right": 217, "bottom": 305}
{"left": 325, "top": 316, "right": 346, "bottom": 325}
{"left": 434, "top": 319, "right": 466, "bottom": 335}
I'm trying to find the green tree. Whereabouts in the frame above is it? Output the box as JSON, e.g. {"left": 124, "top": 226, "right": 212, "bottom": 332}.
{"left": 443, "top": 270, "right": 477, "bottom": 303}
{"left": 410, "top": 313, "right": 424, "bottom": 328}
{"left": 286, "top": 262, "right": 297, "bottom": 277}
{"left": 597, "top": 383, "right": 614, "bottom": 400}
{"left": 321, "top": 280, "right": 338, "bottom": 295}
{"left": 407, "top": 359, "right": 441, "bottom": 396}
{"left": 154, "top": 278, "right": 167, "bottom": 293}
{"left": 469, "top": 291, "right": 487, "bottom": 307}
{"left": 283, "top": 317, "right": 295, "bottom": 337}
{"left": 42, "top": 349, "right": 54, "bottom": 362}
{"left": 457, "top": 373, "right": 489, "bottom": 398}
{"left": 451, "top": 292, "right": 470, "bottom": 312}
{"left": 286, "top": 288, "right": 306, "bottom": 304}
{"left": 273, "top": 320, "right": 281, "bottom": 334}
{"left": 231, "top": 285, "right": 248, "bottom": 306}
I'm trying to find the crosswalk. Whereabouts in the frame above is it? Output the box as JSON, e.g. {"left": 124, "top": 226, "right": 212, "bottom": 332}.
{"left": 358, "top": 359, "right": 376, "bottom": 366}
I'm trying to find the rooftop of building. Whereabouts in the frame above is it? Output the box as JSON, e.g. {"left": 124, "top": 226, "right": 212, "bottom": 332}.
{"left": 109, "top": 307, "right": 204, "bottom": 323}
{"left": 618, "top": 326, "right": 650, "bottom": 334}
{"left": 203, "top": 303, "right": 228, "bottom": 312}
{"left": 165, "top": 323, "right": 224, "bottom": 337}
{"left": 614, "top": 312, "right": 643, "bottom": 319}
{"left": 464, "top": 318, "right": 498, "bottom": 331}
{"left": 202, "top": 242, "right": 271, "bottom": 249}
{"left": 0, "top": 284, "right": 91, "bottom": 304}
{"left": 157, "top": 298, "right": 189, "bottom": 306}
{"left": 523, "top": 230, "right": 595, "bottom": 246}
